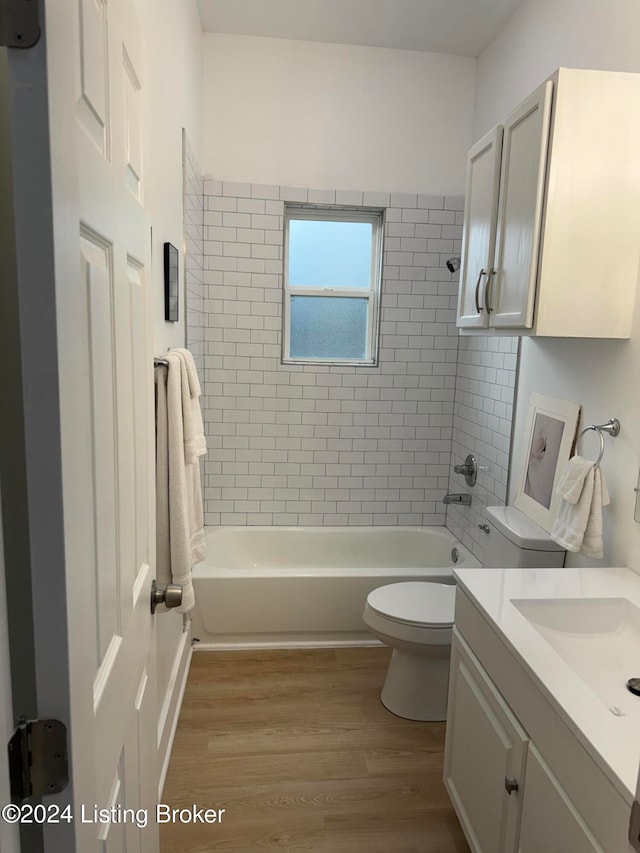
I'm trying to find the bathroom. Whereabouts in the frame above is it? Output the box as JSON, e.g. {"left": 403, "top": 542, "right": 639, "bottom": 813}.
{"left": 173, "top": 0, "right": 640, "bottom": 847}
{"left": 1, "top": 0, "right": 640, "bottom": 852}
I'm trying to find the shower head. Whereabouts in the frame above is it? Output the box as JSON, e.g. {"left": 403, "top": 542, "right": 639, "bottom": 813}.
{"left": 446, "top": 257, "right": 461, "bottom": 273}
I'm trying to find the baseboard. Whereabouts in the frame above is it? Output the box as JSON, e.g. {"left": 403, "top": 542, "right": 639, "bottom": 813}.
{"left": 194, "top": 638, "right": 384, "bottom": 651}
{"left": 157, "top": 626, "right": 193, "bottom": 800}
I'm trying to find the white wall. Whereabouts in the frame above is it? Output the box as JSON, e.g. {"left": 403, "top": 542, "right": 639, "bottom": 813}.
{"left": 474, "top": 0, "right": 640, "bottom": 137}
{"left": 136, "top": 0, "right": 202, "bottom": 778}
{"left": 201, "top": 34, "right": 476, "bottom": 195}
{"left": 475, "top": 0, "right": 640, "bottom": 569}
{"left": 138, "top": 0, "right": 203, "bottom": 354}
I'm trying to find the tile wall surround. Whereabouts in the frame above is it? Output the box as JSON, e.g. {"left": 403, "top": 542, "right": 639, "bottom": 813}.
{"left": 188, "top": 180, "right": 467, "bottom": 528}
{"left": 182, "top": 132, "right": 205, "bottom": 372}
{"left": 445, "top": 335, "right": 519, "bottom": 561}
{"left": 183, "top": 174, "right": 520, "bottom": 560}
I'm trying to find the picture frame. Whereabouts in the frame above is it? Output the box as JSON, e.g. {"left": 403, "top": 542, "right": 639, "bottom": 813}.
{"left": 513, "top": 393, "right": 581, "bottom": 532}
{"left": 164, "top": 242, "right": 179, "bottom": 322}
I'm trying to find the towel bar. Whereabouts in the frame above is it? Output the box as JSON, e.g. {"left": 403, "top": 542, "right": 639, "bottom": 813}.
{"left": 577, "top": 417, "right": 620, "bottom": 467}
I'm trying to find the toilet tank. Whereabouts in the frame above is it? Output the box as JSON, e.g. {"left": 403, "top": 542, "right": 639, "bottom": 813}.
{"left": 484, "top": 506, "right": 566, "bottom": 568}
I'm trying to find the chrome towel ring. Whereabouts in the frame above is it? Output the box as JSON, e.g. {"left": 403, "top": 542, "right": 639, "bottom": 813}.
{"left": 577, "top": 417, "right": 620, "bottom": 468}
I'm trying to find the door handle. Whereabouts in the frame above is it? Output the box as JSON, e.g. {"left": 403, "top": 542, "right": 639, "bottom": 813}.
{"left": 150, "top": 579, "right": 183, "bottom": 614}
{"left": 485, "top": 269, "right": 496, "bottom": 314}
{"left": 504, "top": 777, "right": 519, "bottom": 795}
{"left": 474, "top": 269, "right": 486, "bottom": 313}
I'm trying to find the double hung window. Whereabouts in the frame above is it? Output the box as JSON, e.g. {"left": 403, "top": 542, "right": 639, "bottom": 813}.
{"left": 283, "top": 206, "right": 384, "bottom": 365}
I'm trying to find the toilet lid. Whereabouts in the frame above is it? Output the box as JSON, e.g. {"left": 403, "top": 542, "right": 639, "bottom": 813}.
{"left": 367, "top": 582, "right": 455, "bottom": 627}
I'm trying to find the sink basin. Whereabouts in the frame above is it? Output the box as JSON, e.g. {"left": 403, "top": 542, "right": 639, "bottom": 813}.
{"left": 510, "top": 597, "right": 640, "bottom": 717}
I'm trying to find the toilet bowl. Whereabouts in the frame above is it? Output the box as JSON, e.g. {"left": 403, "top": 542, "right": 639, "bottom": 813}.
{"left": 363, "top": 581, "right": 455, "bottom": 721}
{"left": 363, "top": 505, "right": 566, "bottom": 721}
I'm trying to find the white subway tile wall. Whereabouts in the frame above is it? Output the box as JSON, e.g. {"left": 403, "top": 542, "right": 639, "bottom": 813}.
{"left": 184, "top": 176, "right": 520, "bottom": 558}
{"left": 188, "top": 181, "right": 466, "bottom": 528}
{"left": 183, "top": 133, "right": 204, "bottom": 371}
{"left": 444, "top": 335, "right": 519, "bottom": 561}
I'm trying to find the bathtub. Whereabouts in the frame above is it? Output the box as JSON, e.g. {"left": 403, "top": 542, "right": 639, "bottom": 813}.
{"left": 191, "top": 526, "right": 480, "bottom": 649}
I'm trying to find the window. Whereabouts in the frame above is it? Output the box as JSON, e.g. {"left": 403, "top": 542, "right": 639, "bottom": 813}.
{"left": 283, "top": 206, "right": 384, "bottom": 365}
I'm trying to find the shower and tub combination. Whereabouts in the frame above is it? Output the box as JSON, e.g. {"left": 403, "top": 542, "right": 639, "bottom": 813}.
{"left": 190, "top": 525, "right": 479, "bottom": 648}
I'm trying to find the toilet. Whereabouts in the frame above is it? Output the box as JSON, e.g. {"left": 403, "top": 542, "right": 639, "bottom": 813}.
{"left": 362, "top": 505, "right": 566, "bottom": 721}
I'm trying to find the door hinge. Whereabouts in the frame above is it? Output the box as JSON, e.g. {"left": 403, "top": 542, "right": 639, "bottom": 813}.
{"left": 630, "top": 800, "right": 640, "bottom": 851}
{"left": 0, "top": 0, "right": 41, "bottom": 49}
{"left": 8, "top": 719, "right": 69, "bottom": 803}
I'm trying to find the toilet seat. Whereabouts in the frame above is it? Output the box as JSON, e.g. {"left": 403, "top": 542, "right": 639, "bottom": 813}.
{"left": 366, "top": 581, "right": 455, "bottom": 628}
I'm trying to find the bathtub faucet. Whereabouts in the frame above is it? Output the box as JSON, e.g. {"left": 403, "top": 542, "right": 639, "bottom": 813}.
{"left": 443, "top": 493, "right": 472, "bottom": 506}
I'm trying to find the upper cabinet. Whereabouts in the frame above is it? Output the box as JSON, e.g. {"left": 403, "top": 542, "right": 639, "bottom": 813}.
{"left": 457, "top": 126, "right": 503, "bottom": 329}
{"left": 456, "top": 68, "right": 640, "bottom": 338}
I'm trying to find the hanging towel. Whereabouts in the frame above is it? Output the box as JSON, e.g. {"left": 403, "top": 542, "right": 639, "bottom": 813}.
{"left": 550, "top": 455, "right": 610, "bottom": 558}
{"left": 581, "top": 465, "right": 610, "bottom": 559}
{"left": 172, "top": 347, "right": 207, "bottom": 465}
{"left": 155, "top": 352, "right": 206, "bottom": 613}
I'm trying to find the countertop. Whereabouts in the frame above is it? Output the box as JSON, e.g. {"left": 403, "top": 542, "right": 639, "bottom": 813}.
{"left": 453, "top": 566, "right": 640, "bottom": 802}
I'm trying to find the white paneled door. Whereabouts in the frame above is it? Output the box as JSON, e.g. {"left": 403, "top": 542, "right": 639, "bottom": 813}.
{"left": 45, "top": 0, "right": 158, "bottom": 850}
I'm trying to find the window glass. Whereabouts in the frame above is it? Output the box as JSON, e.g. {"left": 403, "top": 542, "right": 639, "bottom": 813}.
{"left": 288, "top": 219, "right": 372, "bottom": 288}
{"left": 289, "top": 296, "right": 368, "bottom": 360}
{"left": 283, "top": 206, "right": 383, "bottom": 364}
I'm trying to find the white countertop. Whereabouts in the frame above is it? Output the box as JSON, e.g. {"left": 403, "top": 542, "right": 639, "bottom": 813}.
{"left": 454, "top": 566, "right": 640, "bottom": 802}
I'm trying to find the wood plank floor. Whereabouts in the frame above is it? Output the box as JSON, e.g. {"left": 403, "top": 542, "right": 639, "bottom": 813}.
{"left": 160, "top": 648, "right": 470, "bottom": 853}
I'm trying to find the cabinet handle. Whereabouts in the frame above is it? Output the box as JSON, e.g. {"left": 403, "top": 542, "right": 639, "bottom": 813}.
{"left": 474, "top": 269, "right": 486, "bottom": 313}
{"left": 485, "top": 269, "right": 496, "bottom": 314}
{"left": 504, "top": 777, "right": 519, "bottom": 795}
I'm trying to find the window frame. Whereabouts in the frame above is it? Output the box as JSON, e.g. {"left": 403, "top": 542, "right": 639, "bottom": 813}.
{"left": 282, "top": 204, "right": 384, "bottom": 366}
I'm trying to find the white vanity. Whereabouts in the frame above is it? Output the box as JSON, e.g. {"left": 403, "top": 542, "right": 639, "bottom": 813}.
{"left": 444, "top": 567, "right": 640, "bottom": 853}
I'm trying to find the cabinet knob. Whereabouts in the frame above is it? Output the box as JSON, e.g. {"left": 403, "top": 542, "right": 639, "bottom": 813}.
{"left": 504, "top": 777, "right": 519, "bottom": 795}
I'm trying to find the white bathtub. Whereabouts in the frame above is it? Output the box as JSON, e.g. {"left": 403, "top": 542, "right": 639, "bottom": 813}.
{"left": 191, "top": 526, "right": 480, "bottom": 649}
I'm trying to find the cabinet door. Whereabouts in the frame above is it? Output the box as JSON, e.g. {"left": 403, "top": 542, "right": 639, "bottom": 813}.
{"left": 457, "top": 126, "right": 503, "bottom": 329}
{"left": 518, "top": 745, "right": 604, "bottom": 853}
{"left": 444, "top": 630, "right": 528, "bottom": 853}
{"left": 490, "top": 81, "right": 553, "bottom": 329}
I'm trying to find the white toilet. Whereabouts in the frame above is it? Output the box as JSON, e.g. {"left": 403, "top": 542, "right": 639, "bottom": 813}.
{"left": 362, "top": 505, "right": 566, "bottom": 721}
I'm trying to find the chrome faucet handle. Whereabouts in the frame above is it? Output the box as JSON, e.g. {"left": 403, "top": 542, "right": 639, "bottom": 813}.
{"left": 453, "top": 454, "right": 478, "bottom": 487}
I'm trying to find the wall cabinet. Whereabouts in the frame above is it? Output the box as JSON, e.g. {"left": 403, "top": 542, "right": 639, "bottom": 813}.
{"left": 457, "top": 68, "right": 640, "bottom": 338}
{"left": 444, "top": 620, "right": 630, "bottom": 853}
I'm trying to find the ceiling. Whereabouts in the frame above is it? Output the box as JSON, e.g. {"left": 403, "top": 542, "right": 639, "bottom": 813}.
{"left": 197, "top": 0, "right": 523, "bottom": 57}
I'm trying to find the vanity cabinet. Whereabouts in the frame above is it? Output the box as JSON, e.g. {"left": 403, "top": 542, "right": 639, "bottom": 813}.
{"left": 444, "top": 633, "right": 527, "bottom": 852}
{"left": 446, "top": 629, "right": 612, "bottom": 852}
{"left": 456, "top": 67, "right": 640, "bottom": 338}
{"left": 445, "top": 591, "right": 633, "bottom": 853}
{"left": 518, "top": 745, "right": 603, "bottom": 853}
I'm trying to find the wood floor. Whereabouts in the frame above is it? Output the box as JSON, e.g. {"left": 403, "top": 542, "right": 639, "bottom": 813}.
{"left": 160, "top": 648, "right": 470, "bottom": 853}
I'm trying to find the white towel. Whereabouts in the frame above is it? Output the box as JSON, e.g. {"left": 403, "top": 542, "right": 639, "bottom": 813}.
{"left": 581, "top": 465, "right": 610, "bottom": 559}
{"left": 155, "top": 352, "right": 206, "bottom": 613}
{"left": 550, "top": 455, "right": 610, "bottom": 558}
{"left": 172, "top": 348, "right": 207, "bottom": 465}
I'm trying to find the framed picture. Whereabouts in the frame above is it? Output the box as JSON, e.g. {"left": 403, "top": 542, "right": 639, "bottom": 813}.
{"left": 513, "top": 393, "right": 581, "bottom": 532}
{"left": 164, "top": 242, "right": 179, "bottom": 322}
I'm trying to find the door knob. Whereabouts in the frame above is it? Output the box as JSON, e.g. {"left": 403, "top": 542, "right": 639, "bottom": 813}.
{"left": 150, "top": 579, "right": 183, "bottom": 614}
